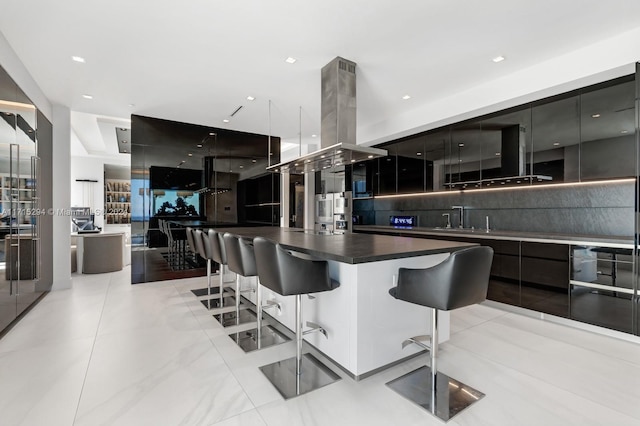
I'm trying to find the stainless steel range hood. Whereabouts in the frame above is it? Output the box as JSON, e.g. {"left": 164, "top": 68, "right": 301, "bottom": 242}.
{"left": 267, "top": 57, "right": 386, "bottom": 174}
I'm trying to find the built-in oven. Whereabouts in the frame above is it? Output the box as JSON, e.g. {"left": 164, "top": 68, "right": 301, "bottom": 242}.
{"left": 315, "top": 194, "right": 334, "bottom": 230}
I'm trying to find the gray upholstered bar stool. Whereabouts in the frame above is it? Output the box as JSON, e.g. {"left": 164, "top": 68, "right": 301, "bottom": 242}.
{"left": 187, "top": 227, "right": 210, "bottom": 297}
{"left": 253, "top": 236, "right": 341, "bottom": 399}
{"left": 386, "top": 246, "right": 494, "bottom": 422}
{"left": 223, "top": 233, "right": 290, "bottom": 350}
{"left": 218, "top": 233, "right": 258, "bottom": 327}
{"left": 193, "top": 229, "right": 218, "bottom": 309}
{"left": 205, "top": 229, "right": 237, "bottom": 321}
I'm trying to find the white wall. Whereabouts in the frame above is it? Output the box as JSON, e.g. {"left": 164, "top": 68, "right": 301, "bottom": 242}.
{"left": 52, "top": 105, "right": 71, "bottom": 290}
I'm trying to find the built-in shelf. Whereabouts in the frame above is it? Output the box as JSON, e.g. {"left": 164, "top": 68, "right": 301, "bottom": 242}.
{"left": 105, "top": 179, "right": 131, "bottom": 224}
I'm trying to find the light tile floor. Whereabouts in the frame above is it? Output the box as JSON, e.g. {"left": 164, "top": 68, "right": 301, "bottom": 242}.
{"left": 1, "top": 267, "right": 640, "bottom": 425}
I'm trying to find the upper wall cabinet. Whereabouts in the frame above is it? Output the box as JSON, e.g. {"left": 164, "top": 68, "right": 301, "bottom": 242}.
{"left": 579, "top": 78, "right": 635, "bottom": 181}
{"left": 370, "top": 73, "right": 636, "bottom": 195}
{"left": 531, "top": 95, "right": 580, "bottom": 182}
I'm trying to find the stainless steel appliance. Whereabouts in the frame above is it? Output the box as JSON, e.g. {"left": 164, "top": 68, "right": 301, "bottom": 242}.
{"left": 315, "top": 192, "right": 352, "bottom": 233}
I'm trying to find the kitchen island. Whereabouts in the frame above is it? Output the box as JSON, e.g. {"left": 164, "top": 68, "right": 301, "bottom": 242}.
{"left": 215, "top": 227, "right": 476, "bottom": 378}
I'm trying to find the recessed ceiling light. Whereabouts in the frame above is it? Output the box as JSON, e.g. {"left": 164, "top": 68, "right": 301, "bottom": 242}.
{"left": 416, "top": 152, "right": 422, "bottom": 156}
{"left": 252, "top": 159, "right": 257, "bottom": 163}
{"left": 209, "top": 132, "right": 216, "bottom": 136}
{"left": 197, "top": 144, "right": 203, "bottom": 148}
{"left": 351, "top": 159, "right": 356, "bottom": 163}
{"left": 458, "top": 159, "right": 463, "bottom": 162}
{"left": 458, "top": 143, "right": 464, "bottom": 147}
{"left": 368, "top": 155, "right": 373, "bottom": 159}
{"left": 177, "top": 165, "right": 180, "bottom": 168}
{"left": 123, "top": 149, "right": 127, "bottom": 153}
{"left": 285, "top": 57, "right": 297, "bottom": 64}
{"left": 621, "top": 130, "right": 628, "bottom": 134}
{"left": 492, "top": 56, "right": 505, "bottom": 63}
{"left": 82, "top": 94, "right": 93, "bottom": 99}
{"left": 591, "top": 113, "right": 601, "bottom": 118}
{"left": 239, "top": 165, "right": 243, "bottom": 169}
{"left": 71, "top": 56, "right": 85, "bottom": 63}
{"left": 188, "top": 153, "right": 193, "bottom": 157}
{"left": 247, "top": 96, "right": 255, "bottom": 101}
{"left": 121, "top": 140, "right": 128, "bottom": 144}
{"left": 495, "top": 152, "right": 501, "bottom": 156}
{"left": 223, "top": 119, "right": 229, "bottom": 123}
{"left": 181, "top": 160, "right": 186, "bottom": 164}
{"left": 336, "top": 150, "right": 342, "bottom": 154}
{"left": 553, "top": 142, "right": 560, "bottom": 146}
{"left": 402, "top": 95, "right": 411, "bottom": 100}
{"left": 120, "top": 128, "right": 127, "bottom": 131}
{"left": 320, "top": 155, "right": 325, "bottom": 158}
{"left": 311, "top": 134, "right": 317, "bottom": 138}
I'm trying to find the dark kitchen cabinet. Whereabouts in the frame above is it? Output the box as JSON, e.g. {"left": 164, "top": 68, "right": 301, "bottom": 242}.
{"left": 520, "top": 242, "right": 570, "bottom": 318}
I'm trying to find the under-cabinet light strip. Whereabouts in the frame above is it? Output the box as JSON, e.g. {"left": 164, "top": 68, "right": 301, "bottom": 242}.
{"left": 373, "top": 178, "right": 637, "bottom": 199}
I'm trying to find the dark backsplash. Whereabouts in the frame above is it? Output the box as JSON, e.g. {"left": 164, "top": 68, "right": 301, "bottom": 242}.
{"left": 353, "top": 180, "right": 635, "bottom": 237}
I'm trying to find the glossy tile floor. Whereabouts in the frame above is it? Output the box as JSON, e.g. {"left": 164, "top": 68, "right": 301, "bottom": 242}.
{"left": 1, "top": 267, "right": 640, "bottom": 425}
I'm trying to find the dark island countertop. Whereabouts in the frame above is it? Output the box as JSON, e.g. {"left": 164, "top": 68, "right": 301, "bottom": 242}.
{"left": 215, "top": 227, "right": 476, "bottom": 264}
{"left": 353, "top": 225, "right": 634, "bottom": 249}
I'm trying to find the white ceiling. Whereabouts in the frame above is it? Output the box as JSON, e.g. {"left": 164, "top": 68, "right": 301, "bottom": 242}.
{"left": 1, "top": 0, "right": 640, "bottom": 156}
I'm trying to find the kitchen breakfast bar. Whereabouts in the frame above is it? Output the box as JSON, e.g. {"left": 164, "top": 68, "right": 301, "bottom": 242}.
{"left": 215, "top": 227, "right": 476, "bottom": 379}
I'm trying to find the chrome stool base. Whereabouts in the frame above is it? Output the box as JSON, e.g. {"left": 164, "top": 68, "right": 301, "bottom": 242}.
{"left": 259, "top": 353, "right": 340, "bottom": 400}
{"left": 200, "top": 296, "right": 235, "bottom": 310}
{"left": 386, "top": 366, "right": 484, "bottom": 422}
{"left": 213, "top": 306, "right": 256, "bottom": 326}
{"left": 229, "top": 324, "right": 290, "bottom": 352}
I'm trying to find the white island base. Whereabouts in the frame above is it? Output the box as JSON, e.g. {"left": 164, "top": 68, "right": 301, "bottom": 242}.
{"left": 241, "top": 251, "right": 451, "bottom": 379}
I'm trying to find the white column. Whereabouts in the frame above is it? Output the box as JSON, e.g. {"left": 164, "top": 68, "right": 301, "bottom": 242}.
{"left": 280, "top": 173, "right": 290, "bottom": 228}
{"left": 52, "top": 104, "right": 71, "bottom": 290}
{"left": 303, "top": 172, "right": 315, "bottom": 230}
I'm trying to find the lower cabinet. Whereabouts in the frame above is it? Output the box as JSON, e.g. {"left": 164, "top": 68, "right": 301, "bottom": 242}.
{"left": 570, "top": 245, "right": 634, "bottom": 333}
{"left": 520, "top": 242, "right": 570, "bottom": 318}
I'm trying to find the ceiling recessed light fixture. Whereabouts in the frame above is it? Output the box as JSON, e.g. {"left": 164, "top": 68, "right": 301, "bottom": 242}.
{"left": 285, "top": 57, "right": 297, "bottom": 64}
{"left": 120, "top": 128, "right": 127, "bottom": 131}
{"left": 246, "top": 96, "right": 255, "bottom": 101}
{"left": 591, "top": 113, "right": 601, "bottom": 118}
{"left": 402, "top": 95, "right": 411, "bottom": 100}
{"left": 223, "top": 119, "right": 230, "bottom": 123}
{"left": 197, "top": 144, "right": 203, "bottom": 148}
{"left": 492, "top": 55, "right": 505, "bottom": 63}
{"left": 128, "top": 103, "right": 135, "bottom": 107}
{"left": 458, "top": 143, "right": 464, "bottom": 147}
{"left": 495, "top": 152, "right": 501, "bottom": 156}
{"left": 553, "top": 142, "right": 560, "bottom": 146}
{"left": 239, "top": 165, "right": 244, "bottom": 169}
{"left": 351, "top": 159, "right": 356, "bottom": 163}
{"left": 416, "top": 152, "right": 422, "bottom": 156}
{"left": 252, "top": 159, "right": 257, "bottom": 163}
{"left": 71, "top": 56, "right": 85, "bottom": 63}
{"left": 621, "top": 130, "right": 629, "bottom": 134}
{"left": 188, "top": 153, "right": 193, "bottom": 157}
{"left": 209, "top": 132, "right": 216, "bottom": 136}
{"left": 82, "top": 94, "right": 93, "bottom": 99}
{"left": 123, "top": 149, "right": 127, "bottom": 153}
{"left": 121, "top": 140, "right": 127, "bottom": 144}
{"left": 311, "top": 134, "right": 317, "bottom": 138}
{"left": 368, "top": 155, "right": 373, "bottom": 159}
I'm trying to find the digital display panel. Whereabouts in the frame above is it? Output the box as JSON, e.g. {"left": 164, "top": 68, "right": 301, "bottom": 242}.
{"left": 389, "top": 215, "right": 417, "bottom": 228}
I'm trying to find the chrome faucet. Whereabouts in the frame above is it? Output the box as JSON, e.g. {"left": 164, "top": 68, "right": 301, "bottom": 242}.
{"left": 442, "top": 213, "right": 451, "bottom": 229}
{"left": 451, "top": 205, "right": 465, "bottom": 229}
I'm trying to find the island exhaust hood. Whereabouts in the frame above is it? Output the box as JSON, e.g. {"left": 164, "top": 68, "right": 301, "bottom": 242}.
{"left": 267, "top": 57, "right": 387, "bottom": 174}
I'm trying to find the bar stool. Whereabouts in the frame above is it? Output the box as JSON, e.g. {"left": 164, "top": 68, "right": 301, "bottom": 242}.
{"left": 193, "top": 229, "right": 217, "bottom": 309}
{"left": 187, "top": 227, "right": 210, "bottom": 297}
{"left": 386, "top": 246, "right": 493, "bottom": 422}
{"left": 253, "top": 236, "right": 341, "bottom": 399}
{"left": 223, "top": 233, "right": 290, "bottom": 350}
{"left": 219, "top": 233, "right": 257, "bottom": 327}
{"left": 205, "top": 229, "right": 236, "bottom": 321}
